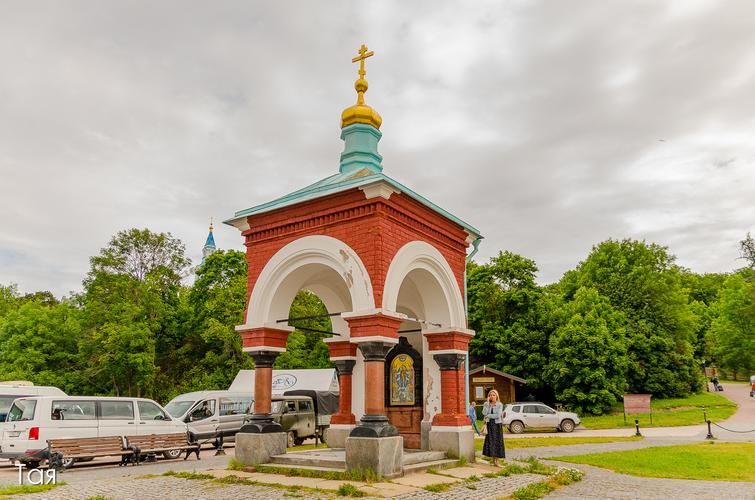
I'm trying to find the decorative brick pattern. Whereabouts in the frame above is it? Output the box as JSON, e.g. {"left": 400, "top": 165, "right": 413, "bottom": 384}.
{"left": 238, "top": 326, "right": 290, "bottom": 350}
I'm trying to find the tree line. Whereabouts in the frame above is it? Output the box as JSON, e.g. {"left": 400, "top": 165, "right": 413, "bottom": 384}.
{"left": 0, "top": 229, "right": 752, "bottom": 413}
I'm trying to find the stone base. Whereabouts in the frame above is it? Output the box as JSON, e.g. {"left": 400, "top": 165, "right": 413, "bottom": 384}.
{"left": 420, "top": 420, "right": 432, "bottom": 450}
{"left": 345, "top": 435, "right": 403, "bottom": 479}
{"left": 235, "top": 432, "right": 287, "bottom": 466}
{"left": 428, "top": 427, "right": 475, "bottom": 462}
{"left": 326, "top": 424, "right": 355, "bottom": 449}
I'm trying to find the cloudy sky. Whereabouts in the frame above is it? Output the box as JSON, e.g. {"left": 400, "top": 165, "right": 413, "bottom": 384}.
{"left": 1, "top": 0, "right": 754, "bottom": 297}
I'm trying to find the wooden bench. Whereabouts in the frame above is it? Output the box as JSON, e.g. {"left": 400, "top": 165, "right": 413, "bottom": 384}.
{"left": 47, "top": 436, "right": 129, "bottom": 470}
{"left": 125, "top": 433, "right": 200, "bottom": 461}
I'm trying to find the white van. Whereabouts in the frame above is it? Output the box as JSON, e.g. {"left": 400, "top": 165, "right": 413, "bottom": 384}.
{"left": 0, "top": 384, "right": 66, "bottom": 422}
{"left": 165, "top": 391, "right": 252, "bottom": 444}
{"left": 0, "top": 396, "right": 187, "bottom": 468}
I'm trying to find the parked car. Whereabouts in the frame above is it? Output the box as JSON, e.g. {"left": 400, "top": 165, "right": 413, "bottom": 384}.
{"left": 750, "top": 375, "right": 755, "bottom": 398}
{"left": 165, "top": 391, "right": 253, "bottom": 445}
{"left": 0, "top": 396, "right": 186, "bottom": 469}
{"left": 0, "top": 383, "right": 66, "bottom": 422}
{"left": 502, "top": 402, "right": 581, "bottom": 433}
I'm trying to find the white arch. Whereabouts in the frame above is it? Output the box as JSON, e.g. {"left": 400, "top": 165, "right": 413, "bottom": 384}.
{"left": 382, "top": 241, "right": 466, "bottom": 329}
{"left": 241, "top": 235, "right": 375, "bottom": 331}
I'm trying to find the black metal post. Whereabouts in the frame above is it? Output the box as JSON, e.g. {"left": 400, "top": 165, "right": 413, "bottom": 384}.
{"left": 634, "top": 419, "right": 642, "bottom": 437}
{"left": 706, "top": 420, "right": 714, "bottom": 440}
{"left": 703, "top": 406, "right": 708, "bottom": 423}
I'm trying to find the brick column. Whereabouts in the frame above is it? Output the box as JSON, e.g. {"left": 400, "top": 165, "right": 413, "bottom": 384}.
{"left": 342, "top": 310, "right": 404, "bottom": 438}
{"left": 327, "top": 341, "right": 357, "bottom": 425}
{"left": 237, "top": 325, "right": 291, "bottom": 433}
{"left": 425, "top": 329, "right": 474, "bottom": 427}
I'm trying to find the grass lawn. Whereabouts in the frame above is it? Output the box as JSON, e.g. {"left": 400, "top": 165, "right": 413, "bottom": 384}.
{"left": 552, "top": 442, "right": 755, "bottom": 482}
{"left": 288, "top": 442, "right": 329, "bottom": 452}
{"left": 474, "top": 436, "right": 642, "bottom": 451}
{"left": 580, "top": 392, "right": 736, "bottom": 429}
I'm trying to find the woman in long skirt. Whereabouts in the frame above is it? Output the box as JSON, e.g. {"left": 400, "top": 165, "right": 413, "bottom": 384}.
{"left": 482, "top": 389, "right": 506, "bottom": 466}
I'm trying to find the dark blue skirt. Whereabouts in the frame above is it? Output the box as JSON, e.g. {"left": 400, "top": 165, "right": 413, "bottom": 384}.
{"left": 482, "top": 420, "right": 505, "bottom": 458}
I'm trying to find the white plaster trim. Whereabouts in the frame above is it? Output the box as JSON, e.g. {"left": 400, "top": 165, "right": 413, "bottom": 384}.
{"left": 340, "top": 308, "right": 407, "bottom": 321}
{"left": 423, "top": 327, "right": 475, "bottom": 337}
{"left": 329, "top": 356, "right": 358, "bottom": 362}
{"left": 382, "top": 241, "right": 466, "bottom": 328}
{"left": 349, "top": 336, "right": 399, "bottom": 345}
{"left": 329, "top": 424, "right": 356, "bottom": 430}
{"left": 227, "top": 218, "right": 251, "bottom": 232}
{"left": 360, "top": 181, "right": 401, "bottom": 200}
{"left": 235, "top": 323, "right": 296, "bottom": 333}
{"left": 427, "top": 349, "right": 468, "bottom": 355}
{"left": 242, "top": 346, "right": 287, "bottom": 353}
{"left": 429, "top": 426, "right": 473, "bottom": 432}
{"left": 244, "top": 235, "right": 375, "bottom": 327}
{"left": 323, "top": 337, "right": 353, "bottom": 344}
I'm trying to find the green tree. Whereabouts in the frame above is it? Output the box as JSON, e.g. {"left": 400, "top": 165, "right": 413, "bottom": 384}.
{"left": 79, "top": 228, "right": 190, "bottom": 398}
{"left": 709, "top": 274, "right": 755, "bottom": 378}
{"left": 168, "top": 249, "right": 252, "bottom": 398}
{"left": 561, "top": 239, "right": 699, "bottom": 397}
{"left": 275, "top": 290, "right": 333, "bottom": 370}
{"left": 546, "top": 287, "right": 627, "bottom": 415}
{"left": 468, "top": 252, "right": 557, "bottom": 393}
{"left": 0, "top": 299, "right": 82, "bottom": 391}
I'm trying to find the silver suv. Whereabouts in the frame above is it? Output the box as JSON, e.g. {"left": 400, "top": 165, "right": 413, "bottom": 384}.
{"left": 502, "top": 402, "right": 580, "bottom": 433}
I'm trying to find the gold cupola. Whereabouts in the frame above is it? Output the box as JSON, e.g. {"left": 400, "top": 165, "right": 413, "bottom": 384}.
{"left": 341, "top": 44, "right": 382, "bottom": 129}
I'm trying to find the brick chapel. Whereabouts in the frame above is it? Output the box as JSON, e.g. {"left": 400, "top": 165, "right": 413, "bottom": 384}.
{"left": 225, "top": 45, "right": 483, "bottom": 472}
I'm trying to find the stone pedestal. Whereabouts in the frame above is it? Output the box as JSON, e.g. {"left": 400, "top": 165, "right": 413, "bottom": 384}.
{"left": 235, "top": 432, "right": 287, "bottom": 465}
{"left": 428, "top": 427, "right": 475, "bottom": 462}
{"left": 345, "top": 436, "right": 403, "bottom": 479}
{"left": 325, "top": 424, "right": 355, "bottom": 448}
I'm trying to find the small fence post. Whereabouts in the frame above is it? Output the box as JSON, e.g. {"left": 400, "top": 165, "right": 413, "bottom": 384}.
{"left": 634, "top": 419, "right": 642, "bottom": 437}
{"left": 706, "top": 420, "right": 714, "bottom": 440}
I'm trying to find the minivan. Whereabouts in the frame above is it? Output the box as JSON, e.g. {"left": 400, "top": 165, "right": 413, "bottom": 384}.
{"left": 0, "top": 383, "right": 66, "bottom": 422}
{"left": 164, "top": 391, "right": 252, "bottom": 445}
{"left": 0, "top": 396, "right": 186, "bottom": 468}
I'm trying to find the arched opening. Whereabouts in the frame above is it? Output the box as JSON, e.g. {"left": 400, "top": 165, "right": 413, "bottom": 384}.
{"left": 382, "top": 241, "right": 467, "bottom": 449}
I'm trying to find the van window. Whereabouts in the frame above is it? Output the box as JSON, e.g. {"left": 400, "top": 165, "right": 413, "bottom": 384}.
{"left": 0, "top": 396, "right": 24, "bottom": 421}
{"left": 285, "top": 401, "right": 297, "bottom": 413}
{"left": 220, "top": 397, "right": 252, "bottom": 416}
{"left": 52, "top": 401, "right": 96, "bottom": 420}
{"left": 298, "top": 400, "right": 313, "bottom": 412}
{"left": 7, "top": 400, "right": 36, "bottom": 422}
{"left": 99, "top": 401, "right": 135, "bottom": 420}
{"left": 165, "top": 400, "right": 195, "bottom": 418}
{"left": 523, "top": 405, "right": 538, "bottom": 414}
{"left": 512, "top": 405, "right": 521, "bottom": 413}
{"left": 138, "top": 401, "right": 167, "bottom": 421}
{"left": 189, "top": 400, "right": 216, "bottom": 421}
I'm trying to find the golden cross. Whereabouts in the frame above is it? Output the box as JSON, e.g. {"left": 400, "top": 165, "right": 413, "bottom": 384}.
{"left": 352, "top": 44, "right": 374, "bottom": 80}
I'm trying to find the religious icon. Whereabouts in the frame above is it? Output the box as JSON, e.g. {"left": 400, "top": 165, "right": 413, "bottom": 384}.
{"left": 390, "top": 354, "right": 415, "bottom": 405}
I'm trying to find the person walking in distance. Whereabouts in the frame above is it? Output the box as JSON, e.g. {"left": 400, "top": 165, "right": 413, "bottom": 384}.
{"left": 468, "top": 401, "right": 481, "bottom": 436}
{"left": 482, "top": 389, "right": 505, "bottom": 466}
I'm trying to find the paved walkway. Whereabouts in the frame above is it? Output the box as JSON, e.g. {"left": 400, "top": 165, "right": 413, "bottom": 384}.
{"left": 546, "top": 462, "right": 755, "bottom": 499}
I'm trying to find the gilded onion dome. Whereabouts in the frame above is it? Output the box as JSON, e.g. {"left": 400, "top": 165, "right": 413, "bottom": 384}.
{"left": 341, "top": 44, "right": 382, "bottom": 129}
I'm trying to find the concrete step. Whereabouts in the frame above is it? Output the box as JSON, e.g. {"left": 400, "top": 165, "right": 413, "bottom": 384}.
{"left": 260, "top": 462, "right": 346, "bottom": 473}
{"left": 402, "top": 450, "right": 447, "bottom": 466}
{"left": 403, "top": 459, "right": 459, "bottom": 475}
{"left": 268, "top": 453, "right": 346, "bottom": 470}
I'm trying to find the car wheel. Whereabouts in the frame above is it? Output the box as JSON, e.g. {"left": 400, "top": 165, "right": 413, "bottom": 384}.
{"left": 163, "top": 449, "right": 183, "bottom": 459}
{"left": 287, "top": 431, "right": 296, "bottom": 448}
{"left": 560, "top": 419, "right": 575, "bottom": 433}
{"left": 61, "top": 457, "right": 76, "bottom": 470}
{"left": 294, "top": 437, "right": 305, "bottom": 446}
{"left": 509, "top": 421, "right": 524, "bottom": 434}
{"left": 26, "top": 461, "right": 41, "bottom": 470}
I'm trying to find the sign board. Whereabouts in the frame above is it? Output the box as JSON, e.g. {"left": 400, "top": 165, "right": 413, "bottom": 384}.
{"left": 473, "top": 377, "right": 495, "bottom": 383}
{"left": 623, "top": 394, "right": 652, "bottom": 424}
{"left": 623, "top": 394, "right": 652, "bottom": 414}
